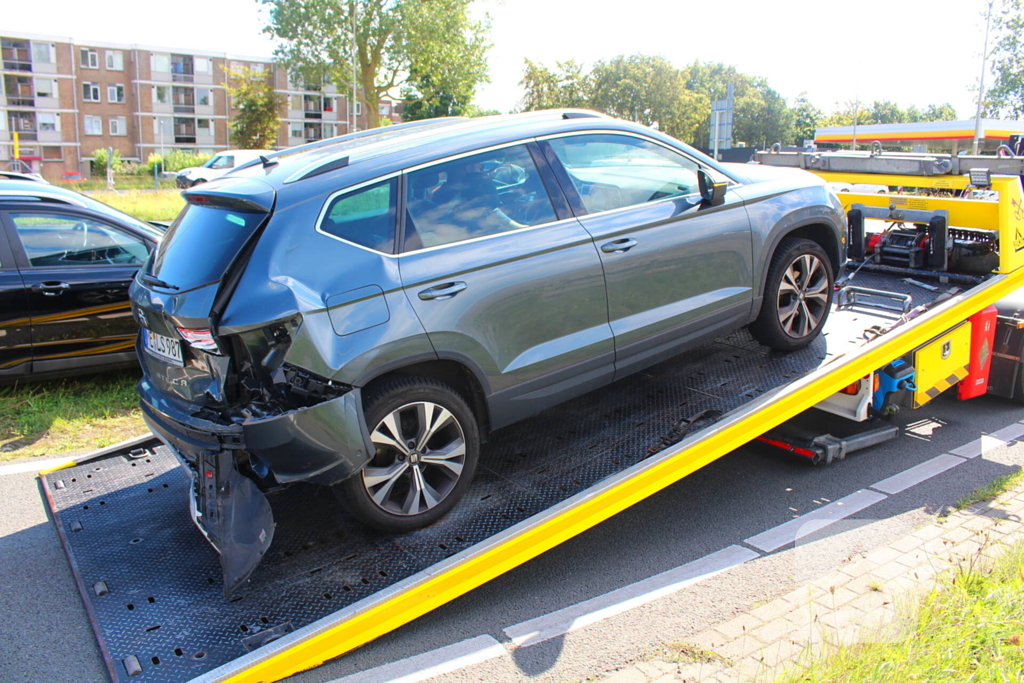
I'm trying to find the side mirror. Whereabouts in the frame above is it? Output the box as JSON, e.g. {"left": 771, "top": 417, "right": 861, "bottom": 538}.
{"left": 698, "top": 169, "right": 727, "bottom": 207}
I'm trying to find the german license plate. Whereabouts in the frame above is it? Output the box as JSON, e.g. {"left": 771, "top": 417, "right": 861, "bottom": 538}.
{"left": 143, "top": 329, "right": 183, "bottom": 367}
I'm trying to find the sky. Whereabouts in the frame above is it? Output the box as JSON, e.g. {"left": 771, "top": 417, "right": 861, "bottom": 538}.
{"left": 3, "top": 0, "right": 995, "bottom": 120}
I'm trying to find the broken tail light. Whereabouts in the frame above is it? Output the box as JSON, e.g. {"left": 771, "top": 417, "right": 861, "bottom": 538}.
{"left": 177, "top": 327, "right": 222, "bottom": 354}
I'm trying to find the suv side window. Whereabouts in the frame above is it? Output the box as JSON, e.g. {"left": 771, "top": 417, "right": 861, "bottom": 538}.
{"left": 548, "top": 134, "right": 700, "bottom": 214}
{"left": 11, "top": 213, "right": 149, "bottom": 266}
{"left": 319, "top": 177, "right": 398, "bottom": 253}
{"left": 404, "top": 144, "right": 558, "bottom": 251}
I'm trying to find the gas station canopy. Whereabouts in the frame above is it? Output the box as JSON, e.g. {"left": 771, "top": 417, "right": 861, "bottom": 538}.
{"left": 815, "top": 119, "right": 1024, "bottom": 153}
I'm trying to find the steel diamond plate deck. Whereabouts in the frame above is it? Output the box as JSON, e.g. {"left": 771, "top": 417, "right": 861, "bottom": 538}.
{"left": 41, "top": 275, "right": 947, "bottom": 683}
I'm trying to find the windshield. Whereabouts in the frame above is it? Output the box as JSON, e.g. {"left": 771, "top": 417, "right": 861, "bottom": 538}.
{"left": 144, "top": 203, "right": 265, "bottom": 291}
{"left": 204, "top": 155, "right": 233, "bottom": 170}
{"left": 74, "top": 192, "right": 166, "bottom": 239}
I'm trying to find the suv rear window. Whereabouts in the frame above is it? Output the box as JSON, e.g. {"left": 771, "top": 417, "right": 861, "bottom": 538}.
{"left": 145, "top": 204, "right": 264, "bottom": 290}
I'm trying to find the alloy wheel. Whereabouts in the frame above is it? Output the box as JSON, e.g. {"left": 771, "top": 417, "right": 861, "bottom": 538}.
{"left": 777, "top": 253, "right": 830, "bottom": 338}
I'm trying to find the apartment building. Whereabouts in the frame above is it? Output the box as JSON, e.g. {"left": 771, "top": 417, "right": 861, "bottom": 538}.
{"left": 0, "top": 31, "right": 402, "bottom": 180}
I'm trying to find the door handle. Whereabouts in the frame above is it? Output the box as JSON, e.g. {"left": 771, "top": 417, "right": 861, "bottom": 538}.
{"left": 418, "top": 281, "right": 467, "bottom": 301}
{"left": 601, "top": 238, "right": 638, "bottom": 254}
{"left": 32, "top": 281, "right": 70, "bottom": 296}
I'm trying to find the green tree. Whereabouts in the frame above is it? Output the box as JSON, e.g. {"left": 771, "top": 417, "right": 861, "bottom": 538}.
{"left": 866, "top": 100, "right": 907, "bottom": 124}
{"left": 223, "top": 66, "right": 283, "bottom": 149}
{"left": 921, "top": 103, "right": 959, "bottom": 121}
{"left": 986, "top": 0, "right": 1024, "bottom": 117}
{"left": 588, "top": 55, "right": 706, "bottom": 142}
{"left": 791, "top": 94, "right": 822, "bottom": 146}
{"left": 262, "top": 0, "right": 489, "bottom": 128}
{"left": 518, "top": 59, "right": 590, "bottom": 111}
{"left": 399, "top": 0, "right": 489, "bottom": 120}
{"left": 684, "top": 62, "right": 794, "bottom": 149}
{"left": 91, "top": 148, "right": 122, "bottom": 176}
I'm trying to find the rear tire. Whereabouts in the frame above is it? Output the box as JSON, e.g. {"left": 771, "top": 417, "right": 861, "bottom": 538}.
{"left": 336, "top": 376, "right": 479, "bottom": 533}
{"left": 750, "top": 237, "right": 834, "bottom": 351}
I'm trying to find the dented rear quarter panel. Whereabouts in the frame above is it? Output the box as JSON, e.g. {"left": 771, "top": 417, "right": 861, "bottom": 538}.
{"left": 217, "top": 196, "right": 436, "bottom": 387}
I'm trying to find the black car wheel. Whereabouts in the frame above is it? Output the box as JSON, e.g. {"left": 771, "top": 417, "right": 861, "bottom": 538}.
{"left": 336, "top": 376, "right": 479, "bottom": 532}
{"left": 750, "top": 237, "right": 834, "bottom": 351}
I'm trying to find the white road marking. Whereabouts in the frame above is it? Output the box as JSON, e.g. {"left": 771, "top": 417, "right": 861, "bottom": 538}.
{"left": 326, "top": 635, "right": 507, "bottom": 683}
{"left": 949, "top": 422, "right": 1024, "bottom": 459}
{"left": 0, "top": 456, "right": 76, "bottom": 477}
{"left": 504, "top": 545, "right": 757, "bottom": 648}
{"left": 743, "top": 489, "right": 888, "bottom": 553}
{"left": 870, "top": 453, "right": 966, "bottom": 495}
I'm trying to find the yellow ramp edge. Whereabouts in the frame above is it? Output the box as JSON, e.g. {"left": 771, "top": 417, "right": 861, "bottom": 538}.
{"left": 218, "top": 265, "right": 1024, "bottom": 683}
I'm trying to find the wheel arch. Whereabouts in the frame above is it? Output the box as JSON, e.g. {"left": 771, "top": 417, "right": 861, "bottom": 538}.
{"left": 758, "top": 220, "right": 842, "bottom": 299}
{"left": 359, "top": 357, "right": 492, "bottom": 440}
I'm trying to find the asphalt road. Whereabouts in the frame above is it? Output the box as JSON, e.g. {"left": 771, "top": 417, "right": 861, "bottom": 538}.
{"left": 3, "top": 392, "right": 1023, "bottom": 683}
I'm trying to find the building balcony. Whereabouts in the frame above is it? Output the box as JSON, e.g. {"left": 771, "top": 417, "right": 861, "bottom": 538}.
{"left": 173, "top": 105, "right": 195, "bottom": 114}
{"left": 7, "top": 96, "right": 34, "bottom": 107}
{"left": 174, "top": 135, "right": 196, "bottom": 144}
{"left": 171, "top": 73, "right": 194, "bottom": 83}
{"left": 2, "top": 59, "right": 31, "bottom": 72}
{"left": 304, "top": 111, "right": 322, "bottom": 119}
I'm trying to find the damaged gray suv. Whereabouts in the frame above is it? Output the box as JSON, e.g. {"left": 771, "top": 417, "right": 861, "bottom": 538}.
{"left": 130, "top": 111, "right": 846, "bottom": 592}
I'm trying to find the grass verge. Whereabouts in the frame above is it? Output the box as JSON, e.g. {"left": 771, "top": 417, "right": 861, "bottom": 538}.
{"left": 953, "top": 467, "right": 1024, "bottom": 512}
{"left": 87, "top": 189, "right": 185, "bottom": 222}
{"left": 0, "top": 370, "right": 147, "bottom": 461}
{"left": 774, "top": 540, "right": 1024, "bottom": 683}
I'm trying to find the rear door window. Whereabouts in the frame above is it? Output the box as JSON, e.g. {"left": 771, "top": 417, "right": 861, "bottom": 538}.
{"left": 317, "top": 177, "right": 397, "bottom": 253}
{"left": 404, "top": 144, "right": 558, "bottom": 250}
{"left": 548, "top": 134, "right": 700, "bottom": 214}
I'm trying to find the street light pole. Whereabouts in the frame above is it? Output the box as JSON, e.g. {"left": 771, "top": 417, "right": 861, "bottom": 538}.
{"left": 973, "top": 0, "right": 995, "bottom": 155}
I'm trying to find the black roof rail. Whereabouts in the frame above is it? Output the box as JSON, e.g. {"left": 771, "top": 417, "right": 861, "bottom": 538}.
{"left": 562, "top": 111, "right": 603, "bottom": 119}
{"left": 297, "top": 156, "right": 350, "bottom": 181}
{"left": 232, "top": 118, "right": 468, "bottom": 174}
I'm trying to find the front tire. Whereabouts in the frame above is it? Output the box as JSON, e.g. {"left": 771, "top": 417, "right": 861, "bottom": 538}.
{"left": 336, "top": 377, "right": 479, "bottom": 533}
{"left": 750, "top": 237, "right": 834, "bottom": 351}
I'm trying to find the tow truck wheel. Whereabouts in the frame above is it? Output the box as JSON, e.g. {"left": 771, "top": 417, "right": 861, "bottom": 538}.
{"left": 337, "top": 376, "right": 480, "bottom": 533}
{"left": 750, "top": 237, "right": 834, "bottom": 351}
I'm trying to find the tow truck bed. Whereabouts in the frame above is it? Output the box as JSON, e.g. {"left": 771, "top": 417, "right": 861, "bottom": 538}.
{"left": 40, "top": 270, "right": 1021, "bottom": 683}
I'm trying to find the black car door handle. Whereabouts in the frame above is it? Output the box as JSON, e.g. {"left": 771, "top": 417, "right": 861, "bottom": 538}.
{"left": 601, "top": 238, "right": 638, "bottom": 254}
{"left": 418, "top": 281, "right": 467, "bottom": 301}
{"left": 32, "top": 281, "right": 70, "bottom": 296}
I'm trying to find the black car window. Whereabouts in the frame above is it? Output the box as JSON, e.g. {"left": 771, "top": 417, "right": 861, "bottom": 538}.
{"left": 548, "top": 134, "right": 701, "bottom": 214}
{"left": 318, "top": 177, "right": 397, "bottom": 253}
{"left": 404, "top": 144, "right": 558, "bottom": 251}
{"left": 11, "top": 213, "right": 149, "bottom": 267}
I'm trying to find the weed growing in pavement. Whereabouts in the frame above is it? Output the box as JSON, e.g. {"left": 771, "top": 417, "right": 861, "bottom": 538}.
{"left": 773, "top": 540, "right": 1024, "bottom": 683}
{"left": 0, "top": 370, "right": 146, "bottom": 460}
{"left": 645, "top": 640, "right": 730, "bottom": 666}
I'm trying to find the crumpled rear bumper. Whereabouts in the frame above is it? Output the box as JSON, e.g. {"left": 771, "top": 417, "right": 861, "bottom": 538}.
{"left": 138, "top": 384, "right": 374, "bottom": 594}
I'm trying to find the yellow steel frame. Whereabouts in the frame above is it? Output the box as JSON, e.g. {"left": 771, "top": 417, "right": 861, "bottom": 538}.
{"left": 219, "top": 263, "right": 1024, "bottom": 683}
{"left": 816, "top": 171, "right": 1024, "bottom": 274}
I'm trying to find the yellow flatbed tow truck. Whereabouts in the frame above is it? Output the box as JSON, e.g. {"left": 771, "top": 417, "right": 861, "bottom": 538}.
{"left": 39, "top": 147, "right": 1024, "bottom": 683}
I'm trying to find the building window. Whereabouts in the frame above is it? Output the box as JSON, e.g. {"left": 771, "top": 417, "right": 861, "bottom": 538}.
{"left": 197, "top": 118, "right": 213, "bottom": 136}
{"left": 82, "top": 82, "right": 101, "bottom": 102}
{"left": 348, "top": 100, "right": 362, "bottom": 116}
{"left": 110, "top": 116, "right": 127, "bottom": 136}
{"left": 195, "top": 57, "right": 212, "bottom": 75}
{"left": 0, "top": 112, "right": 6, "bottom": 131}
{"left": 106, "top": 50, "right": 124, "bottom": 71}
{"left": 107, "top": 84, "right": 125, "bottom": 104}
{"left": 379, "top": 103, "right": 390, "bottom": 116}
{"left": 42, "top": 146, "right": 63, "bottom": 160}
{"left": 249, "top": 63, "right": 265, "bottom": 79}
{"left": 34, "top": 78, "right": 57, "bottom": 98}
{"left": 4, "top": 75, "right": 33, "bottom": 106}
{"left": 289, "top": 95, "right": 302, "bottom": 111}
{"left": 151, "top": 54, "right": 170, "bottom": 73}
{"left": 80, "top": 48, "right": 99, "bottom": 69}
{"left": 153, "top": 85, "right": 169, "bottom": 104}
{"left": 196, "top": 88, "right": 211, "bottom": 106}
{"left": 2, "top": 39, "right": 31, "bottom": 71}
{"left": 84, "top": 115, "right": 102, "bottom": 135}
{"left": 289, "top": 123, "right": 303, "bottom": 139}
{"left": 38, "top": 112, "right": 59, "bottom": 132}
{"left": 31, "top": 42, "right": 55, "bottom": 64}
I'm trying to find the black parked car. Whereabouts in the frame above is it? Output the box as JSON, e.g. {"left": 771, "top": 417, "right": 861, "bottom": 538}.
{"left": 130, "top": 111, "right": 846, "bottom": 592}
{"left": 0, "top": 181, "right": 164, "bottom": 382}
